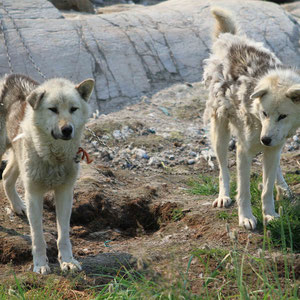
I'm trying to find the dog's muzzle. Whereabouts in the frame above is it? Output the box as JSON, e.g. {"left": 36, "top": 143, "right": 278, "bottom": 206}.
{"left": 51, "top": 125, "right": 74, "bottom": 140}
{"left": 261, "top": 136, "right": 272, "bottom": 146}
{"left": 61, "top": 125, "right": 73, "bottom": 140}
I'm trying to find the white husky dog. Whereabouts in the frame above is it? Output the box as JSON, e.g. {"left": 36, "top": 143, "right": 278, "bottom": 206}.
{"left": 0, "top": 74, "right": 94, "bottom": 274}
{"left": 203, "top": 8, "right": 300, "bottom": 230}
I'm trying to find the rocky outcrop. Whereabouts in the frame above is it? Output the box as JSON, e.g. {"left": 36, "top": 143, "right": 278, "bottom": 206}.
{"left": 49, "top": 0, "right": 95, "bottom": 13}
{"left": 0, "top": 0, "right": 299, "bottom": 113}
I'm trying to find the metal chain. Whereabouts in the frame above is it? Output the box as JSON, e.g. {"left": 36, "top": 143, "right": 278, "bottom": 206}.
{"left": 1, "top": 2, "right": 47, "bottom": 79}
{"left": 85, "top": 126, "right": 114, "bottom": 151}
{"left": 146, "top": 166, "right": 199, "bottom": 176}
{"left": 0, "top": 7, "right": 13, "bottom": 73}
{"left": 0, "top": 3, "right": 197, "bottom": 177}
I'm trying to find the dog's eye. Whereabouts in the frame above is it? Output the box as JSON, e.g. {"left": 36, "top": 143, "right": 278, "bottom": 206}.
{"left": 278, "top": 114, "right": 287, "bottom": 121}
{"left": 70, "top": 107, "right": 78, "bottom": 113}
{"left": 262, "top": 111, "right": 268, "bottom": 117}
{"left": 49, "top": 107, "right": 58, "bottom": 114}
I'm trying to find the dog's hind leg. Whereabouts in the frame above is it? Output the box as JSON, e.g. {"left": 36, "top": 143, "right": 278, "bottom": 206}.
{"left": 275, "top": 165, "right": 292, "bottom": 200}
{"left": 258, "top": 164, "right": 292, "bottom": 200}
{"left": 0, "top": 125, "right": 6, "bottom": 179}
{"left": 262, "top": 147, "right": 281, "bottom": 223}
{"left": 55, "top": 185, "right": 81, "bottom": 272}
{"left": 236, "top": 145, "right": 257, "bottom": 230}
{"left": 3, "top": 154, "right": 26, "bottom": 215}
{"left": 211, "top": 117, "right": 232, "bottom": 208}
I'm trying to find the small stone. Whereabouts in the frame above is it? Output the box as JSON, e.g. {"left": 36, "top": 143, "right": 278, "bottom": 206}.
{"left": 89, "top": 230, "right": 111, "bottom": 239}
{"left": 293, "top": 135, "right": 299, "bottom": 143}
{"left": 112, "top": 130, "right": 122, "bottom": 140}
{"left": 133, "top": 148, "right": 148, "bottom": 159}
{"left": 169, "top": 155, "right": 175, "bottom": 161}
{"left": 287, "top": 145, "right": 296, "bottom": 152}
{"left": 148, "top": 128, "right": 156, "bottom": 134}
{"left": 102, "top": 135, "right": 110, "bottom": 140}
{"left": 91, "top": 0, "right": 104, "bottom": 4}
{"left": 142, "top": 153, "right": 150, "bottom": 159}
{"left": 91, "top": 140, "right": 98, "bottom": 148}
{"left": 189, "top": 151, "right": 197, "bottom": 157}
{"left": 229, "top": 139, "right": 236, "bottom": 151}
{"left": 5, "top": 207, "right": 13, "bottom": 215}
{"left": 121, "top": 126, "right": 133, "bottom": 138}
{"left": 148, "top": 156, "right": 160, "bottom": 166}
{"left": 141, "top": 130, "right": 149, "bottom": 136}
{"left": 187, "top": 159, "right": 195, "bottom": 165}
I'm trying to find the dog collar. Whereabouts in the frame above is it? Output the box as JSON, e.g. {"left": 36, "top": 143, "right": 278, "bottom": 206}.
{"left": 74, "top": 147, "right": 93, "bottom": 164}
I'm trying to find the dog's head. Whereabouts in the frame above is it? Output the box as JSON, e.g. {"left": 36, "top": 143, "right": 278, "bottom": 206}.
{"left": 26, "top": 78, "right": 94, "bottom": 140}
{"left": 251, "top": 70, "right": 300, "bottom": 147}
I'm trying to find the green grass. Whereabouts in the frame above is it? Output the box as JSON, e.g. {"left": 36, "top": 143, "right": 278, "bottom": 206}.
{"left": 4, "top": 238, "right": 298, "bottom": 300}
{"left": 189, "top": 229, "right": 299, "bottom": 299}
{"left": 217, "top": 209, "right": 238, "bottom": 221}
{"left": 93, "top": 268, "right": 197, "bottom": 299}
{"left": 171, "top": 208, "right": 185, "bottom": 222}
{"left": 187, "top": 174, "right": 219, "bottom": 196}
{"left": 1, "top": 175, "right": 298, "bottom": 299}
{"left": 0, "top": 272, "right": 96, "bottom": 299}
{"left": 188, "top": 173, "right": 300, "bottom": 251}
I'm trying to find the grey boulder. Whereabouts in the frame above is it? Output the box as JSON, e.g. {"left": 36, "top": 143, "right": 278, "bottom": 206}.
{"left": 0, "top": 0, "right": 299, "bottom": 113}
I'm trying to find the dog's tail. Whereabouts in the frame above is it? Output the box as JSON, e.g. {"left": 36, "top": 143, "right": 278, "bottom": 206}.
{"left": 211, "top": 7, "right": 237, "bottom": 39}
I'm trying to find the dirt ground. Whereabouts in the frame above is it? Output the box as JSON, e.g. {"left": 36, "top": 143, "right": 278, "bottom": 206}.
{"left": 0, "top": 81, "right": 299, "bottom": 296}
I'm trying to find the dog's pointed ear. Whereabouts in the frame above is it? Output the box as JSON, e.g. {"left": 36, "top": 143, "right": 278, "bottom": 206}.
{"left": 26, "top": 91, "right": 45, "bottom": 110}
{"left": 286, "top": 85, "right": 300, "bottom": 103}
{"left": 250, "top": 89, "right": 268, "bottom": 100}
{"left": 76, "top": 79, "right": 94, "bottom": 102}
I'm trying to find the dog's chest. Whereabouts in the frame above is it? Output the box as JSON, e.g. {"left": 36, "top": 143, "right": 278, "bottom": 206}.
{"left": 25, "top": 155, "right": 78, "bottom": 187}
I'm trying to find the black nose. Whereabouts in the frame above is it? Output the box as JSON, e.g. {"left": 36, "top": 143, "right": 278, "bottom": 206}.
{"left": 61, "top": 125, "right": 73, "bottom": 138}
{"left": 261, "top": 136, "right": 272, "bottom": 146}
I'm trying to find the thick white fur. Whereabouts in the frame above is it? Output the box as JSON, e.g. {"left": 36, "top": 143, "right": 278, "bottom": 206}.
{"left": 204, "top": 8, "right": 300, "bottom": 230}
{"left": 2, "top": 77, "right": 94, "bottom": 274}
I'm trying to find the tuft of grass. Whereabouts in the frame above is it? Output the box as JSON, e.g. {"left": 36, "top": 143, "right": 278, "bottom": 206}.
{"left": 267, "top": 201, "right": 300, "bottom": 251}
{"left": 217, "top": 210, "right": 238, "bottom": 221}
{"left": 93, "top": 267, "right": 197, "bottom": 299}
{"left": 187, "top": 174, "right": 237, "bottom": 199}
{"left": 248, "top": 173, "right": 300, "bottom": 251}
{"left": 190, "top": 227, "right": 299, "bottom": 298}
{"left": 187, "top": 175, "right": 219, "bottom": 196}
{"left": 285, "top": 172, "right": 300, "bottom": 185}
{"left": 171, "top": 208, "right": 185, "bottom": 222}
{"left": 0, "top": 273, "right": 95, "bottom": 299}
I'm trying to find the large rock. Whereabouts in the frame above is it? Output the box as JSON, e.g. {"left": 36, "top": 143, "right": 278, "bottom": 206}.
{"left": 0, "top": 0, "right": 299, "bottom": 113}
{"left": 48, "top": 0, "right": 95, "bottom": 13}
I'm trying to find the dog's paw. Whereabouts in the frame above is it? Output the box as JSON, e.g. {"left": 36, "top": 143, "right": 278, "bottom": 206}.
{"left": 239, "top": 214, "right": 257, "bottom": 230}
{"left": 33, "top": 264, "right": 51, "bottom": 275}
{"left": 12, "top": 203, "right": 26, "bottom": 216}
{"left": 264, "top": 212, "right": 279, "bottom": 224}
{"left": 276, "top": 186, "right": 293, "bottom": 201}
{"left": 212, "top": 196, "right": 232, "bottom": 208}
{"left": 60, "top": 259, "right": 82, "bottom": 272}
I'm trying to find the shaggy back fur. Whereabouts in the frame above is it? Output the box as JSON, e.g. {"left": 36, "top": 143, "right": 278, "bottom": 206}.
{"left": 0, "top": 74, "right": 38, "bottom": 110}
{"left": 203, "top": 8, "right": 283, "bottom": 127}
{"left": 0, "top": 74, "right": 39, "bottom": 142}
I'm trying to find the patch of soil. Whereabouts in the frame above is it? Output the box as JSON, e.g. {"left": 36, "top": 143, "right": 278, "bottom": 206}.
{"left": 0, "top": 82, "right": 298, "bottom": 297}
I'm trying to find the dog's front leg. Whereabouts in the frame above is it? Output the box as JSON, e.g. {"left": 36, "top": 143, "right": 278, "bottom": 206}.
{"left": 55, "top": 185, "right": 81, "bottom": 272}
{"left": 236, "top": 145, "right": 257, "bottom": 230}
{"left": 262, "top": 147, "right": 281, "bottom": 223}
{"left": 25, "top": 187, "right": 50, "bottom": 274}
